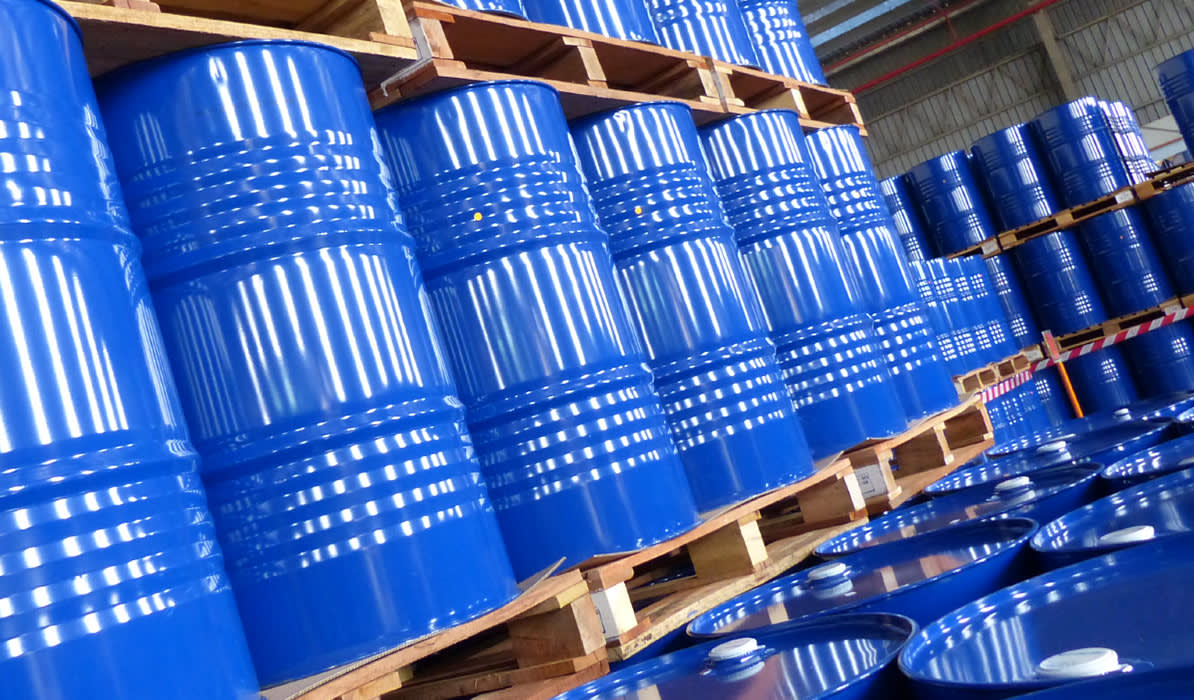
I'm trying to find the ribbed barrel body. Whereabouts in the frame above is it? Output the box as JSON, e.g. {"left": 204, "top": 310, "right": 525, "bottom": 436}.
{"left": 738, "top": 0, "right": 825, "bottom": 84}
{"left": 1099, "top": 100, "right": 1156, "bottom": 184}
{"left": 1159, "top": 49, "right": 1194, "bottom": 150}
{"left": 570, "top": 102, "right": 814, "bottom": 511}
{"left": 0, "top": 5, "right": 261, "bottom": 698}
{"left": 98, "top": 44, "right": 522, "bottom": 684}
{"left": 700, "top": 111, "right": 907, "bottom": 457}
{"left": 805, "top": 125, "right": 957, "bottom": 419}
{"left": 375, "top": 81, "right": 700, "bottom": 578}
{"left": 646, "top": 0, "right": 760, "bottom": 66}
{"left": 1144, "top": 183, "right": 1194, "bottom": 297}
{"left": 879, "top": 175, "right": 935, "bottom": 261}
{"left": 523, "top": 0, "right": 659, "bottom": 42}
{"left": 971, "top": 123, "right": 1137, "bottom": 412}
{"left": 960, "top": 257, "right": 1018, "bottom": 366}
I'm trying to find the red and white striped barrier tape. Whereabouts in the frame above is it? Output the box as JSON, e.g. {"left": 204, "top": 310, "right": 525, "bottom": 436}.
{"left": 979, "top": 366, "right": 1034, "bottom": 404}
{"left": 1030, "top": 305, "right": 1194, "bottom": 372}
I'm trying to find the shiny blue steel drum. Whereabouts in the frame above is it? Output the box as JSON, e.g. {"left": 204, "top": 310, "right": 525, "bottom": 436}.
{"left": 98, "top": 43, "right": 523, "bottom": 684}
{"left": 909, "top": 261, "right": 965, "bottom": 374}
{"left": 0, "top": 4, "right": 260, "bottom": 698}
{"left": 645, "top": 0, "right": 760, "bottom": 66}
{"left": 805, "top": 126, "right": 957, "bottom": 420}
{"left": 689, "top": 519, "right": 1036, "bottom": 636}
{"left": 817, "top": 465, "right": 1101, "bottom": 558}
{"left": 435, "top": 0, "right": 527, "bottom": 16}
{"left": 926, "top": 422, "right": 1169, "bottom": 496}
{"left": 880, "top": 175, "right": 935, "bottom": 261}
{"left": 556, "top": 614, "right": 917, "bottom": 700}
{"left": 970, "top": 123, "right": 1138, "bottom": 412}
{"left": 1032, "top": 97, "right": 1194, "bottom": 397}
{"left": 570, "top": 102, "right": 815, "bottom": 511}
{"left": 899, "top": 537, "right": 1194, "bottom": 698}
{"left": 1032, "top": 467, "right": 1194, "bottom": 569}
{"left": 1099, "top": 100, "right": 1156, "bottom": 184}
{"left": 522, "top": 0, "right": 659, "bottom": 42}
{"left": 1158, "top": 48, "right": 1194, "bottom": 147}
{"left": 1143, "top": 183, "right": 1194, "bottom": 297}
{"left": 700, "top": 110, "right": 907, "bottom": 457}
{"left": 738, "top": 0, "right": 826, "bottom": 84}
{"left": 374, "top": 81, "right": 701, "bottom": 579}
{"left": 1101, "top": 431, "right": 1194, "bottom": 489}
{"left": 986, "top": 406, "right": 1143, "bottom": 457}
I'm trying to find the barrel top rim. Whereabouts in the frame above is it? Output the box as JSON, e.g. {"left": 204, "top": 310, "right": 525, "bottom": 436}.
{"left": 376, "top": 79, "right": 561, "bottom": 116}
{"left": 97, "top": 39, "right": 360, "bottom": 86}
{"left": 697, "top": 107, "right": 806, "bottom": 134}
{"left": 569, "top": 99, "right": 694, "bottom": 128}
{"left": 33, "top": 0, "right": 83, "bottom": 41}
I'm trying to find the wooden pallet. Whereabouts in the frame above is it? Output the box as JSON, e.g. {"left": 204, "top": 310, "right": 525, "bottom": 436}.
{"left": 265, "top": 570, "right": 606, "bottom": 700}
{"left": 376, "top": 0, "right": 866, "bottom": 130}
{"left": 842, "top": 397, "right": 995, "bottom": 515}
{"left": 954, "top": 350, "right": 1033, "bottom": 395}
{"left": 1053, "top": 296, "right": 1191, "bottom": 353}
{"left": 64, "top": 0, "right": 417, "bottom": 88}
{"left": 950, "top": 161, "right": 1194, "bottom": 260}
{"left": 709, "top": 61, "right": 865, "bottom": 131}
{"left": 576, "top": 458, "right": 868, "bottom": 661}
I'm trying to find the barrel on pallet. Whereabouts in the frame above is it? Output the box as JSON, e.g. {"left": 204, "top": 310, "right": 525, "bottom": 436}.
{"left": 880, "top": 175, "right": 935, "bottom": 261}
{"left": 1158, "top": 48, "right": 1194, "bottom": 147}
{"left": 738, "top": 0, "right": 825, "bottom": 84}
{"left": 899, "top": 537, "right": 1194, "bottom": 698}
{"left": 689, "top": 519, "right": 1036, "bottom": 635}
{"left": 570, "top": 102, "right": 815, "bottom": 512}
{"left": 926, "top": 422, "right": 1170, "bottom": 496}
{"left": 700, "top": 110, "right": 908, "bottom": 458}
{"left": 1099, "top": 100, "right": 1156, "bottom": 184}
{"left": 970, "top": 122, "right": 1139, "bottom": 412}
{"left": 645, "top": 0, "right": 759, "bottom": 66}
{"left": 559, "top": 614, "right": 916, "bottom": 699}
{"left": 1033, "top": 467, "right": 1194, "bottom": 569}
{"left": 375, "top": 81, "right": 701, "bottom": 581}
{"left": 522, "top": 0, "right": 659, "bottom": 43}
{"left": 909, "top": 261, "right": 965, "bottom": 374}
{"left": 0, "top": 4, "right": 260, "bottom": 698}
{"left": 99, "top": 43, "right": 523, "bottom": 685}
{"left": 1033, "top": 97, "right": 1194, "bottom": 397}
{"left": 817, "top": 465, "right": 1102, "bottom": 557}
{"left": 805, "top": 125, "right": 958, "bottom": 420}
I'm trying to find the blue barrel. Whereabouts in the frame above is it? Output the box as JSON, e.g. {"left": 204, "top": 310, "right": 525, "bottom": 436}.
{"left": 818, "top": 465, "right": 1101, "bottom": 557}
{"left": 1016, "top": 668, "right": 1194, "bottom": 699}
{"left": 1143, "top": 183, "right": 1194, "bottom": 297}
{"left": 522, "top": 0, "right": 659, "bottom": 42}
{"left": 645, "top": 0, "right": 759, "bottom": 66}
{"left": 1158, "top": 49, "right": 1194, "bottom": 151}
{"left": 1101, "top": 431, "right": 1194, "bottom": 489}
{"left": 880, "top": 175, "right": 936, "bottom": 261}
{"left": 899, "top": 537, "right": 1194, "bottom": 698}
{"left": 1033, "top": 467, "right": 1194, "bottom": 569}
{"left": 559, "top": 614, "right": 916, "bottom": 700}
{"left": 375, "top": 82, "right": 700, "bottom": 580}
{"left": 931, "top": 260, "right": 980, "bottom": 369}
{"left": 1100, "top": 100, "right": 1156, "bottom": 184}
{"left": 0, "top": 5, "right": 259, "bottom": 698}
{"left": 1126, "top": 392, "right": 1194, "bottom": 420}
{"left": 738, "top": 0, "right": 826, "bottom": 84}
{"left": 961, "top": 257, "right": 1019, "bottom": 364}
{"left": 570, "top": 102, "right": 814, "bottom": 511}
{"left": 690, "top": 519, "right": 1036, "bottom": 636}
{"left": 436, "top": 0, "right": 527, "bottom": 16}
{"left": 926, "top": 422, "right": 1170, "bottom": 497}
{"left": 700, "top": 110, "right": 907, "bottom": 457}
{"left": 98, "top": 43, "right": 523, "bottom": 685}
{"left": 805, "top": 125, "right": 958, "bottom": 420}
{"left": 987, "top": 407, "right": 1141, "bottom": 457}
{"left": 909, "top": 261, "right": 965, "bottom": 375}
{"left": 1032, "top": 97, "right": 1194, "bottom": 397}
{"left": 949, "top": 259, "right": 999, "bottom": 368}
{"left": 905, "top": 151, "right": 992, "bottom": 255}
{"left": 971, "top": 123, "right": 1138, "bottom": 412}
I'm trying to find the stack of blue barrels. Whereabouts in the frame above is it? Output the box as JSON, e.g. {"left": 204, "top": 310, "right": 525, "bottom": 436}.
{"left": 562, "top": 385, "right": 1194, "bottom": 698}
{"left": 879, "top": 174, "right": 935, "bottom": 262}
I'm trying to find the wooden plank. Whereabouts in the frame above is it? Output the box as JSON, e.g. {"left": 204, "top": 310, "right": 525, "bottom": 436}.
{"left": 390, "top": 651, "right": 606, "bottom": 700}
{"left": 472, "top": 661, "right": 609, "bottom": 700}
{"left": 62, "top": 1, "right": 417, "bottom": 87}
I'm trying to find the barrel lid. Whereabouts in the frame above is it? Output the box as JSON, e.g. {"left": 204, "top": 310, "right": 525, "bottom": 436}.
{"left": 818, "top": 465, "right": 1098, "bottom": 556}
{"left": 899, "top": 537, "right": 1194, "bottom": 694}
{"left": 690, "top": 519, "right": 1035, "bottom": 637}
{"left": 989, "top": 409, "right": 1140, "bottom": 457}
{"left": 1014, "top": 667, "right": 1194, "bottom": 699}
{"left": 1032, "top": 467, "right": 1194, "bottom": 560}
{"left": 928, "top": 423, "right": 1167, "bottom": 495}
{"left": 1127, "top": 393, "right": 1194, "bottom": 420}
{"left": 557, "top": 614, "right": 915, "bottom": 699}
{"left": 1102, "top": 432, "right": 1194, "bottom": 484}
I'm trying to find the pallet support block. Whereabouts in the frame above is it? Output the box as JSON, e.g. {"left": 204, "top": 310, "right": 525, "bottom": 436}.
{"left": 795, "top": 470, "right": 865, "bottom": 525}
{"left": 590, "top": 583, "right": 638, "bottom": 642}
{"left": 688, "top": 516, "right": 768, "bottom": 579}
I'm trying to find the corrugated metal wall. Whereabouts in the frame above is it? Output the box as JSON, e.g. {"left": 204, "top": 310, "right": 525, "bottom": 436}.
{"left": 856, "top": 0, "right": 1194, "bottom": 178}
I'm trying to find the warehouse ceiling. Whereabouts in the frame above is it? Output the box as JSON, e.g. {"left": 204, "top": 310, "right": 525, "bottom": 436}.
{"left": 801, "top": 0, "right": 989, "bottom": 72}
